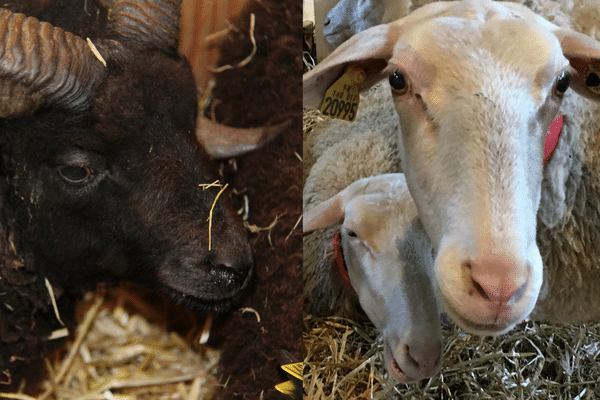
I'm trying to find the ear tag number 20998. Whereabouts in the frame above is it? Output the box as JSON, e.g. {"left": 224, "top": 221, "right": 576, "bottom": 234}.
{"left": 319, "top": 66, "right": 365, "bottom": 122}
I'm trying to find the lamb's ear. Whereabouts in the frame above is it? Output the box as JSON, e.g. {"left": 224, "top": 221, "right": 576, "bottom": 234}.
{"left": 554, "top": 29, "right": 600, "bottom": 101}
{"left": 303, "top": 23, "right": 401, "bottom": 109}
{"left": 303, "top": 196, "right": 345, "bottom": 234}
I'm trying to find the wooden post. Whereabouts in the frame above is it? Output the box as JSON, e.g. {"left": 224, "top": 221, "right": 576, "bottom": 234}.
{"left": 179, "top": 0, "right": 250, "bottom": 89}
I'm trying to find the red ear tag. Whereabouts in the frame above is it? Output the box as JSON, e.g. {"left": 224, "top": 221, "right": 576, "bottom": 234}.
{"left": 333, "top": 233, "right": 353, "bottom": 291}
{"left": 543, "top": 114, "right": 563, "bottom": 165}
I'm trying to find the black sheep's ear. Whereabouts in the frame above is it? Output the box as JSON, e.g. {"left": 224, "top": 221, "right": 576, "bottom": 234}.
{"left": 107, "top": 0, "right": 181, "bottom": 54}
{"left": 0, "top": 9, "right": 105, "bottom": 118}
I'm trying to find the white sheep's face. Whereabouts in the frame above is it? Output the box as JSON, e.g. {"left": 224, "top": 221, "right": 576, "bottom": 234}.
{"left": 303, "top": 174, "right": 442, "bottom": 382}
{"left": 391, "top": 11, "right": 570, "bottom": 335}
{"left": 339, "top": 175, "right": 442, "bottom": 382}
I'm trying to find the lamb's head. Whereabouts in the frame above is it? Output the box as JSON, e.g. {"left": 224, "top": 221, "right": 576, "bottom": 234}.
{"left": 304, "top": 174, "right": 442, "bottom": 383}
{"left": 304, "top": 0, "right": 600, "bottom": 335}
{"left": 0, "top": 0, "right": 253, "bottom": 313}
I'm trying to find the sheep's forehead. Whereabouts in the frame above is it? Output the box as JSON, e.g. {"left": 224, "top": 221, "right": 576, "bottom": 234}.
{"left": 345, "top": 195, "right": 411, "bottom": 253}
{"left": 396, "top": 2, "right": 567, "bottom": 107}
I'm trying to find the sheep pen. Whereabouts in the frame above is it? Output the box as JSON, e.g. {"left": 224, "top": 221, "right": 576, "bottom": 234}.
{"left": 303, "top": 0, "right": 600, "bottom": 398}
{"left": 0, "top": 0, "right": 301, "bottom": 398}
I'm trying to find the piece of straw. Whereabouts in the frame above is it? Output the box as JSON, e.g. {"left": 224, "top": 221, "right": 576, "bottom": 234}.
{"left": 211, "top": 14, "right": 257, "bottom": 73}
{"left": 207, "top": 183, "right": 228, "bottom": 251}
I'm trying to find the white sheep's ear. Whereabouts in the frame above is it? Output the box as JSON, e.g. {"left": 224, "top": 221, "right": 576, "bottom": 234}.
{"left": 553, "top": 29, "right": 600, "bottom": 101}
{"left": 303, "top": 23, "right": 396, "bottom": 109}
{"left": 304, "top": 2, "right": 453, "bottom": 109}
{"left": 303, "top": 195, "right": 345, "bottom": 233}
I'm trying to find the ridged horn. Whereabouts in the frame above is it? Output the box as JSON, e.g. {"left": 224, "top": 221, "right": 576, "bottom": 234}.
{"left": 0, "top": 9, "right": 105, "bottom": 118}
{"left": 108, "top": 0, "right": 181, "bottom": 54}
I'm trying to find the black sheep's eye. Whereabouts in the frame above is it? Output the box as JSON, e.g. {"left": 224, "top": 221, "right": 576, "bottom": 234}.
{"left": 554, "top": 71, "right": 570, "bottom": 96}
{"left": 389, "top": 72, "right": 409, "bottom": 94}
{"left": 58, "top": 166, "right": 91, "bottom": 183}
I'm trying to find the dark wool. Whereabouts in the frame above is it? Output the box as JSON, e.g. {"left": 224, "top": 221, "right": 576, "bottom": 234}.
{"left": 207, "top": 0, "right": 303, "bottom": 399}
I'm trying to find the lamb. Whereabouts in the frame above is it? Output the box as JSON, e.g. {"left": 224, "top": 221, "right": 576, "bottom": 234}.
{"left": 304, "top": 0, "right": 600, "bottom": 337}
{"left": 303, "top": 98, "right": 401, "bottom": 317}
{"left": 0, "top": 0, "right": 271, "bottom": 392}
{"left": 304, "top": 172, "right": 442, "bottom": 383}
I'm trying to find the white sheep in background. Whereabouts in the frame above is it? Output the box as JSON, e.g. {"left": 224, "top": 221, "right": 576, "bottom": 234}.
{"left": 322, "top": 0, "right": 410, "bottom": 51}
{"left": 321, "top": 0, "right": 532, "bottom": 52}
{"left": 304, "top": 0, "right": 600, "bottom": 336}
{"left": 303, "top": 81, "right": 399, "bottom": 182}
{"left": 304, "top": 173, "right": 442, "bottom": 382}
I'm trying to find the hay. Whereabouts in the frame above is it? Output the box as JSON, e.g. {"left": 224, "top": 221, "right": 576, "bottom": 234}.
{"left": 11, "top": 287, "right": 220, "bottom": 400}
{"left": 304, "top": 314, "right": 600, "bottom": 399}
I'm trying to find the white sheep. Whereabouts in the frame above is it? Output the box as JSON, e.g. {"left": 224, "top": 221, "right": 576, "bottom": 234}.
{"left": 304, "top": 0, "right": 600, "bottom": 336}
{"left": 304, "top": 172, "right": 442, "bottom": 383}
{"left": 322, "top": 0, "right": 410, "bottom": 51}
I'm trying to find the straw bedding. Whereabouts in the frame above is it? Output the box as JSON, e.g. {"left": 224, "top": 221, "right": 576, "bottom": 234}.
{"left": 304, "top": 314, "right": 600, "bottom": 399}
{"left": 6, "top": 285, "right": 220, "bottom": 399}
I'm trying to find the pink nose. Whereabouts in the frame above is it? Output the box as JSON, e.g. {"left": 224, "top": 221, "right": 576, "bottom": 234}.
{"left": 465, "top": 253, "right": 529, "bottom": 304}
{"left": 404, "top": 341, "right": 443, "bottom": 378}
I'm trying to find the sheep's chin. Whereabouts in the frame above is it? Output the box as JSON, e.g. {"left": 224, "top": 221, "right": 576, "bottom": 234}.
{"left": 384, "top": 342, "right": 417, "bottom": 384}
{"left": 441, "top": 297, "right": 520, "bottom": 336}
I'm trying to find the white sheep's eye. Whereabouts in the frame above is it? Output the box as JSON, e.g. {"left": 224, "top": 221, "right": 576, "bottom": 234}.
{"left": 58, "top": 166, "right": 91, "bottom": 183}
{"left": 346, "top": 229, "right": 357, "bottom": 238}
{"left": 389, "top": 72, "right": 409, "bottom": 94}
{"left": 554, "top": 71, "right": 570, "bottom": 96}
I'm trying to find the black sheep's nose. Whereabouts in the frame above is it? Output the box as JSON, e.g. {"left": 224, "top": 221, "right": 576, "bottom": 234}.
{"left": 208, "top": 247, "right": 251, "bottom": 273}
{"left": 206, "top": 260, "right": 251, "bottom": 290}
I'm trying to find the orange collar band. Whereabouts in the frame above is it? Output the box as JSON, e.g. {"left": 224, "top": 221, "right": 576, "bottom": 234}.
{"left": 333, "top": 233, "right": 354, "bottom": 291}
{"left": 544, "top": 114, "right": 563, "bottom": 164}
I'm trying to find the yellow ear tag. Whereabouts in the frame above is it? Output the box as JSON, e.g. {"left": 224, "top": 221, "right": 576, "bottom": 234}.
{"left": 275, "top": 362, "right": 303, "bottom": 398}
{"left": 585, "top": 64, "right": 600, "bottom": 94}
{"left": 319, "top": 66, "right": 365, "bottom": 122}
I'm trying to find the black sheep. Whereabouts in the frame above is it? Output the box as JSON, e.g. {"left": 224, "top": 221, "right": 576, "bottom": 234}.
{"left": 0, "top": 0, "right": 255, "bottom": 392}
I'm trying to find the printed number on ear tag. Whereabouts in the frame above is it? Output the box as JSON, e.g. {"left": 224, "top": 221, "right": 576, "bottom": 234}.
{"left": 319, "top": 66, "right": 365, "bottom": 122}
{"left": 585, "top": 64, "right": 600, "bottom": 94}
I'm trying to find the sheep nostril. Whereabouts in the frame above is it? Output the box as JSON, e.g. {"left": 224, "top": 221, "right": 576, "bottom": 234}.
{"left": 464, "top": 256, "right": 529, "bottom": 304}
{"left": 470, "top": 277, "right": 490, "bottom": 300}
{"left": 463, "top": 260, "right": 489, "bottom": 300}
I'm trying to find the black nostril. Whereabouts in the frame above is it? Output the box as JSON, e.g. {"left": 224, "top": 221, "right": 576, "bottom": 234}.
{"left": 404, "top": 344, "right": 419, "bottom": 368}
{"left": 463, "top": 260, "right": 490, "bottom": 300}
{"left": 470, "top": 277, "right": 490, "bottom": 300}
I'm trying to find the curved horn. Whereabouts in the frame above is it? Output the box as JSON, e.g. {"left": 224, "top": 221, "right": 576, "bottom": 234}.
{"left": 0, "top": 9, "right": 105, "bottom": 118}
{"left": 108, "top": 0, "right": 181, "bottom": 54}
{"left": 197, "top": 116, "right": 294, "bottom": 159}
